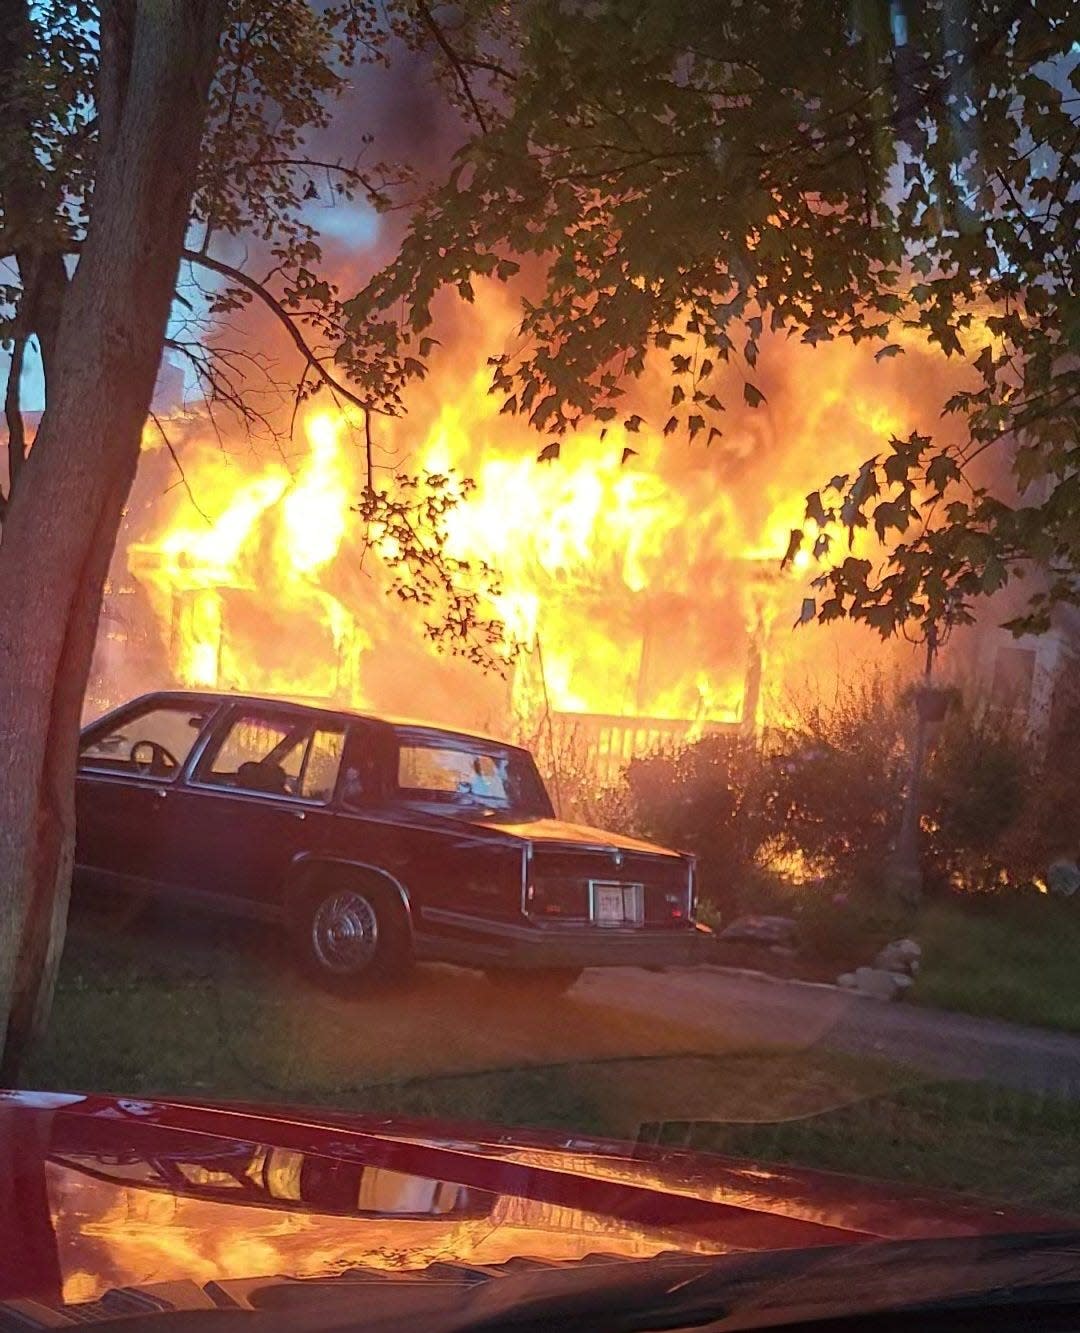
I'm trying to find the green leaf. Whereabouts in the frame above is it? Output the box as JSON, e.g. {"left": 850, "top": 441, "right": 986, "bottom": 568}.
{"left": 926, "top": 453, "right": 961, "bottom": 492}
{"left": 794, "top": 596, "right": 816, "bottom": 626}
{"left": 805, "top": 491, "right": 829, "bottom": 528}
{"left": 981, "top": 556, "right": 1007, "bottom": 594}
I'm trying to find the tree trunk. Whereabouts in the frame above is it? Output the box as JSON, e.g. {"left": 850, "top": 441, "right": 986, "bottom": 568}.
{"left": 0, "top": 0, "right": 225, "bottom": 1079}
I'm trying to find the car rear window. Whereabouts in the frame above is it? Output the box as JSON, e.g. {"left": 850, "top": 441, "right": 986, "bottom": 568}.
{"left": 396, "top": 740, "right": 550, "bottom": 816}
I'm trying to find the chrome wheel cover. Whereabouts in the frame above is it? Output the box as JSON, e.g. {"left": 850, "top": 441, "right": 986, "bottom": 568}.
{"left": 311, "top": 891, "right": 379, "bottom": 974}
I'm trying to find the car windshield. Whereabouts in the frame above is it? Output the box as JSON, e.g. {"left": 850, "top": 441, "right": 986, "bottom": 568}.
{"left": 394, "top": 736, "right": 551, "bottom": 816}
{"left": 2, "top": 2, "right": 1079, "bottom": 1329}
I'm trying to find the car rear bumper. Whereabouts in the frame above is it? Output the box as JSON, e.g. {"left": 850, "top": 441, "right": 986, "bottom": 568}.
{"left": 415, "top": 909, "right": 714, "bottom": 971}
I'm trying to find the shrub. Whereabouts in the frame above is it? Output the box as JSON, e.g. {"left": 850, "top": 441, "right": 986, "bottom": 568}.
{"left": 922, "top": 703, "right": 1033, "bottom": 893}
{"left": 757, "top": 673, "right": 909, "bottom": 892}
{"left": 624, "top": 734, "right": 766, "bottom": 915}
{"left": 525, "top": 664, "right": 1071, "bottom": 917}
{"left": 618, "top": 668, "right": 1042, "bottom": 915}
{"left": 797, "top": 892, "right": 878, "bottom": 965}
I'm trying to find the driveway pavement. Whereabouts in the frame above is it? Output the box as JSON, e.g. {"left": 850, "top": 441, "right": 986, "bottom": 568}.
{"left": 575, "top": 965, "right": 1080, "bottom": 1099}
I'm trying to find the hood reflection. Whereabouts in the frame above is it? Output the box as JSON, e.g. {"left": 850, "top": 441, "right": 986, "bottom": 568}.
{"left": 2, "top": 1089, "right": 1062, "bottom": 1325}
{"left": 4, "top": 1094, "right": 724, "bottom": 1314}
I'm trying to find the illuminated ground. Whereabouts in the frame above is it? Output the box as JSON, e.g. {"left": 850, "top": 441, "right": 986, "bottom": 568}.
{"left": 22, "top": 909, "right": 1080, "bottom": 1213}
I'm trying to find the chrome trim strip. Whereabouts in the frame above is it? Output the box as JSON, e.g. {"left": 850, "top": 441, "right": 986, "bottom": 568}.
{"left": 420, "top": 904, "right": 673, "bottom": 941}
{"left": 76, "top": 767, "right": 179, "bottom": 789}
{"left": 520, "top": 842, "right": 532, "bottom": 917}
{"left": 183, "top": 779, "right": 334, "bottom": 810}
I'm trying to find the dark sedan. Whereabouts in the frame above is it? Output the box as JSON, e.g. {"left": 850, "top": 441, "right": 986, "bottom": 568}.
{"left": 74, "top": 690, "right": 710, "bottom": 992}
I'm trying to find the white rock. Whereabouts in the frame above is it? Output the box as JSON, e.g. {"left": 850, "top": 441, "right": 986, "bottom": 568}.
{"left": 1048, "top": 860, "right": 1080, "bottom": 897}
{"left": 853, "top": 966, "right": 906, "bottom": 1000}
{"left": 874, "top": 937, "right": 922, "bottom": 974}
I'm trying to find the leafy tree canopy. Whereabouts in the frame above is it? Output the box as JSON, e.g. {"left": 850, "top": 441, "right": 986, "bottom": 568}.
{"left": 346, "top": 0, "right": 1079, "bottom": 640}
{"left": 1, "top": 0, "right": 515, "bottom": 659}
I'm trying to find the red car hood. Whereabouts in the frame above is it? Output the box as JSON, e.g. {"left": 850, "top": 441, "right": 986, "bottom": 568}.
{"left": 0, "top": 1089, "right": 1067, "bottom": 1317}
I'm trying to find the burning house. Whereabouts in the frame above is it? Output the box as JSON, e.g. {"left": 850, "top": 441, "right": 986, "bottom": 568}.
{"left": 75, "top": 291, "right": 1070, "bottom": 776}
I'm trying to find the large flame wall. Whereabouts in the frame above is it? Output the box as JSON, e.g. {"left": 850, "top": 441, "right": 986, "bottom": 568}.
{"left": 98, "top": 283, "right": 970, "bottom": 738}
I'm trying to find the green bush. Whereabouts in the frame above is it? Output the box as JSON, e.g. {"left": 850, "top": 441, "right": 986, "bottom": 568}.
{"left": 794, "top": 881, "right": 915, "bottom": 965}
{"left": 526, "top": 664, "right": 1080, "bottom": 919}
{"left": 624, "top": 734, "right": 767, "bottom": 915}
{"left": 921, "top": 703, "right": 1032, "bottom": 893}
{"left": 796, "top": 892, "right": 879, "bottom": 965}
{"left": 613, "top": 670, "right": 1044, "bottom": 915}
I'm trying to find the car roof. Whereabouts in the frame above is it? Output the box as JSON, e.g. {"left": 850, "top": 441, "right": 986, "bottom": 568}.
{"left": 110, "top": 689, "right": 526, "bottom": 753}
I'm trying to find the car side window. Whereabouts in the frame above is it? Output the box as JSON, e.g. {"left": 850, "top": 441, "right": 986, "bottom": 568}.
{"left": 79, "top": 704, "right": 209, "bottom": 781}
{"left": 301, "top": 727, "right": 345, "bottom": 802}
{"left": 196, "top": 711, "right": 344, "bottom": 802}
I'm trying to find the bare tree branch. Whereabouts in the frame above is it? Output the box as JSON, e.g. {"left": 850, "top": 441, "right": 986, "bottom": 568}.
{"left": 415, "top": 0, "right": 489, "bottom": 134}
{"left": 288, "top": 364, "right": 309, "bottom": 442}
{"left": 164, "top": 335, "right": 285, "bottom": 450}
{"left": 149, "top": 411, "right": 211, "bottom": 524}
{"left": 252, "top": 157, "right": 405, "bottom": 207}
{"left": 181, "top": 247, "right": 382, "bottom": 420}
{"left": 363, "top": 404, "right": 374, "bottom": 490}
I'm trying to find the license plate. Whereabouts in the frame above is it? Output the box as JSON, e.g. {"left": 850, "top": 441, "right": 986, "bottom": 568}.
{"left": 590, "top": 881, "right": 644, "bottom": 927}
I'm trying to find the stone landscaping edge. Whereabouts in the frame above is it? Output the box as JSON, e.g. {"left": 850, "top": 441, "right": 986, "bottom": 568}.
{"left": 695, "top": 961, "right": 879, "bottom": 997}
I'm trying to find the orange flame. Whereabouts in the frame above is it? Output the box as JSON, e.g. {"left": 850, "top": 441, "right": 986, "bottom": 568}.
{"left": 112, "top": 287, "right": 967, "bottom": 746}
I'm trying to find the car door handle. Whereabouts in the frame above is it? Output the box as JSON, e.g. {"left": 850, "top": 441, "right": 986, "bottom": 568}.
{"left": 153, "top": 788, "right": 169, "bottom": 801}
{"left": 292, "top": 809, "right": 306, "bottom": 821}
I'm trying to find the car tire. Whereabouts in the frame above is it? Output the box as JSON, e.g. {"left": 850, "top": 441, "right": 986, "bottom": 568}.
{"left": 484, "top": 967, "right": 583, "bottom": 996}
{"left": 294, "top": 877, "right": 412, "bottom": 994}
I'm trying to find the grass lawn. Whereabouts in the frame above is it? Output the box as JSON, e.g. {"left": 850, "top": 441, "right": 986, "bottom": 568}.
{"left": 20, "top": 909, "right": 1080, "bottom": 1217}
{"left": 913, "top": 894, "right": 1080, "bottom": 1034}
{"left": 27, "top": 911, "right": 888, "bottom": 1130}
{"left": 682, "top": 1077, "right": 1080, "bottom": 1216}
